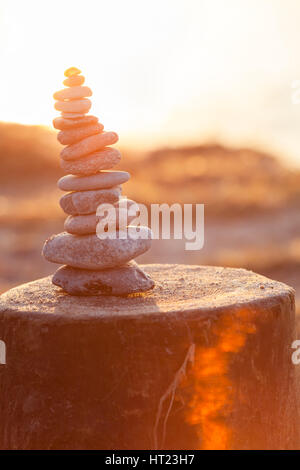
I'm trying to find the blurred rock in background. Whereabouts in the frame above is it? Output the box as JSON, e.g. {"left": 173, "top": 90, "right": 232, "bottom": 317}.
{"left": 0, "top": 122, "right": 299, "bottom": 319}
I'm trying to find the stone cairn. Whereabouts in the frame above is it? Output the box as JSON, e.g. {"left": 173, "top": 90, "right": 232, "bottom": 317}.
{"left": 42, "top": 67, "right": 154, "bottom": 296}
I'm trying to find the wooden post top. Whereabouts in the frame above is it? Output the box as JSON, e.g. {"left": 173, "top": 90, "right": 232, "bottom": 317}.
{"left": 0, "top": 265, "right": 294, "bottom": 322}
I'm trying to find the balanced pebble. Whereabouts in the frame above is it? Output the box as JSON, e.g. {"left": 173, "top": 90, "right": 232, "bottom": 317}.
{"left": 55, "top": 98, "right": 91, "bottom": 114}
{"left": 63, "top": 75, "right": 85, "bottom": 87}
{"left": 64, "top": 67, "right": 81, "bottom": 77}
{"left": 60, "top": 148, "right": 121, "bottom": 175}
{"left": 60, "top": 186, "right": 121, "bottom": 215}
{"left": 58, "top": 171, "right": 130, "bottom": 191}
{"left": 52, "top": 261, "right": 154, "bottom": 296}
{"left": 61, "top": 132, "right": 119, "bottom": 161}
{"left": 64, "top": 213, "right": 99, "bottom": 234}
{"left": 53, "top": 86, "right": 92, "bottom": 101}
{"left": 64, "top": 201, "right": 137, "bottom": 234}
{"left": 58, "top": 123, "right": 104, "bottom": 145}
{"left": 53, "top": 115, "right": 99, "bottom": 130}
{"left": 42, "top": 229, "right": 152, "bottom": 270}
{"left": 61, "top": 113, "right": 86, "bottom": 119}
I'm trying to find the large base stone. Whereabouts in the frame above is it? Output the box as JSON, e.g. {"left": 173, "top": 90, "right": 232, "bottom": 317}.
{"left": 0, "top": 264, "right": 297, "bottom": 450}
{"left": 52, "top": 261, "right": 155, "bottom": 296}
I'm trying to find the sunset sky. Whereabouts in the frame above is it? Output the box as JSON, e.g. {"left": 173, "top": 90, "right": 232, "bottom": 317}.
{"left": 1, "top": 0, "right": 300, "bottom": 165}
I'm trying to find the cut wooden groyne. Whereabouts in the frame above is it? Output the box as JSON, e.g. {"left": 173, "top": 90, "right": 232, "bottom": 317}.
{"left": 0, "top": 264, "right": 297, "bottom": 449}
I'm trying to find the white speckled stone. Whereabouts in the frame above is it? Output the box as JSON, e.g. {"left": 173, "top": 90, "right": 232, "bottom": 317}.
{"left": 55, "top": 99, "right": 91, "bottom": 113}
{"left": 57, "top": 123, "right": 103, "bottom": 145}
{"left": 53, "top": 86, "right": 92, "bottom": 101}
{"left": 61, "top": 132, "right": 119, "bottom": 161}
{"left": 59, "top": 186, "right": 121, "bottom": 215}
{"left": 42, "top": 228, "right": 152, "bottom": 269}
{"left": 60, "top": 148, "right": 121, "bottom": 175}
{"left": 58, "top": 171, "right": 130, "bottom": 191}
{"left": 52, "top": 260, "right": 155, "bottom": 296}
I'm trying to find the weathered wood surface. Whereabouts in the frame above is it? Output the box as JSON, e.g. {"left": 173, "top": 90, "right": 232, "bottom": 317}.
{"left": 0, "top": 264, "right": 297, "bottom": 450}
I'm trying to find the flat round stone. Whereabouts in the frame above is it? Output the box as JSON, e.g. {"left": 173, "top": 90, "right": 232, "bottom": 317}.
{"left": 61, "top": 132, "right": 119, "bottom": 161}
{"left": 52, "top": 261, "right": 155, "bottom": 296}
{"left": 60, "top": 148, "right": 121, "bottom": 175}
{"left": 42, "top": 228, "right": 152, "bottom": 269}
{"left": 63, "top": 75, "right": 85, "bottom": 87}
{"left": 58, "top": 171, "right": 130, "bottom": 191}
{"left": 55, "top": 99, "right": 91, "bottom": 113}
{"left": 61, "top": 113, "right": 86, "bottom": 119}
{"left": 57, "top": 123, "right": 104, "bottom": 145}
{"left": 53, "top": 115, "right": 99, "bottom": 130}
{"left": 64, "top": 200, "right": 137, "bottom": 234}
{"left": 53, "top": 86, "right": 92, "bottom": 101}
{"left": 64, "top": 67, "right": 81, "bottom": 77}
{"left": 64, "top": 213, "right": 99, "bottom": 234}
{"left": 59, "top": 187, "right": 121, "bottom": 215}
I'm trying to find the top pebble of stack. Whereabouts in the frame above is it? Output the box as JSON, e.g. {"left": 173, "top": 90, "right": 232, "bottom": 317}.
{"left": 64, "top": 67, "right": 82, "bottom": 77}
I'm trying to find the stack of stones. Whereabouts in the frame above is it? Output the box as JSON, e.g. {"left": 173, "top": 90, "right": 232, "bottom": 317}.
{"left": 42, "top": 67, "right": 154, "bottom": 296}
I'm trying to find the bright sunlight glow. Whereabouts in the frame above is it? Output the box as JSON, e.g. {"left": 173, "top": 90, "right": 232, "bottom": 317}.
{"left": 1, "top": 0, "right": 300, "bottom": 163}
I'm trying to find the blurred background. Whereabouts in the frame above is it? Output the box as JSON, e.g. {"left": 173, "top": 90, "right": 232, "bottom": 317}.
{"left": 0, "top": 0, "right": 299, "bottom": 318}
